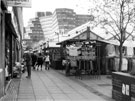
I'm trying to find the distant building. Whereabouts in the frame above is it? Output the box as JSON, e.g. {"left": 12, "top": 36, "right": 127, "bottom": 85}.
{"left": 35, "top": 11, "right": 52, "bottom": 17}
{"left": 24, "top": 11, "right": 53, "bottom": 44}
{"left": 75, "top": 14, "right": 94, "bottom": 27}
{"left": 25, "top": 9, "right": 94, "bottom": 43}
{"left": 40, "top": 8, "right": 94, "bottom": 41}
{"left": 25, "top": 18, "right": 44, "bottom": 44}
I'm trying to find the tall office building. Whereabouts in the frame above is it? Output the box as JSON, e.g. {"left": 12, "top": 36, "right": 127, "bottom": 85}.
{"left": 40, "top": 8, "right": 94, "bottom": 40}
{"left": 25, "top": 9, "right": 94, "bottom": 43}
{"left": 75, "top": 14, "right": 94, "bottom": 27}
{"left": 35, "top": 11, "right": 52, "bottom": 17}
{"left": 28, "top": 17, "right": 44, "bottom": 42}
{"left": 24, "top": 11, "right": 53, "bottom": 45}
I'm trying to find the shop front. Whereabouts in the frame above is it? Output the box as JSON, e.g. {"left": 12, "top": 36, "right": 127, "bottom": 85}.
{"left": 0, "top": 2, "right": 19, "bottom": 98}
{"left": 0, "top": 1, "right": 7, "bottom": 98}
{"left": 5, "top": 13, "right": 18, "bottom": 79}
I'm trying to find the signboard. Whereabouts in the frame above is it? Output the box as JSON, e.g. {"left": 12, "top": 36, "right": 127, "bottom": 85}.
{"left": 7, "top": 0, "right": 31, "bottom": 8}
{"left": 112, "top": 72, "right": 135, "bottom": 101}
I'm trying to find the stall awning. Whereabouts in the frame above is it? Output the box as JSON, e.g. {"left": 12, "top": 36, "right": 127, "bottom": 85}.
{"left": 49, "top": 42, "right": 60, "bottom": 48}
{"left": 5, "top": 13, "right": 18, "bottom": 38}
{"left": 57, "top": 39, "right": 99, "bottom": 45}
{"left": 100, "top": 40, "right": 135, "bottom": 47}
{"left": 57, "top": 39, "right": 87, "bottom": 45}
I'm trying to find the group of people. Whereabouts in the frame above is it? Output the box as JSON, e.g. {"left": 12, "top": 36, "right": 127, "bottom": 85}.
{"left": 23, "top": 51, "right": 50, "bottom": 79}
{"left": 31, "top": 52, "right": 50, "bottom": 71}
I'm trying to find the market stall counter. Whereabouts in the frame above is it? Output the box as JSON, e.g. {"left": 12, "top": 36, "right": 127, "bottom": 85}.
{"left": 112, "top": 72, "right": 135, "bottom": 101}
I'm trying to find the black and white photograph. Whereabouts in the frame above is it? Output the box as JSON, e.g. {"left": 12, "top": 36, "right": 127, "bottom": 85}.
{"left": 0, "top": 0, "right": 135, "bottom": 101}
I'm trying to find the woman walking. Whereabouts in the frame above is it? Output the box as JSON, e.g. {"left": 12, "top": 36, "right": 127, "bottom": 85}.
{"left": 45, "top": 54, "right": 50, "bottom": 70}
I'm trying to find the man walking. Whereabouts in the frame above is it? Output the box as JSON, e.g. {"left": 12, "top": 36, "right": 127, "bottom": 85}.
{"left": 37, "top": 53, "right": 44, "bottom": 70}
{"left": 23, "top": 51, "right": 32, "bottom": 79}
{"left": 31, "top": 52, "right": 37, "bottom": 70}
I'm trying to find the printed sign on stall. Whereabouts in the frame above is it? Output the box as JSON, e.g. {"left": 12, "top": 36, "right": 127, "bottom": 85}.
{"left": 7, "top": 0, "right": 31, "bottom": 8}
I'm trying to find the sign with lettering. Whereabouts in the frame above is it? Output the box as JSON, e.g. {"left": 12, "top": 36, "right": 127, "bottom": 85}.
{"left": 112, "top": 72, "right": 135, "bottom": 101}
{"left": 122, "top": 84, "right": 129, "bottom": 96}
{"left": 7, "top": 0, "right": 31, "bottom": 8}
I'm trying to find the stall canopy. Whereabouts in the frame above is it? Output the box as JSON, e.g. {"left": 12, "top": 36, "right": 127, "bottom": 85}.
{"left": 101, "top": 40, "right": 135, "bottom": 47}
{"left": 49, "top": 42, "right": 60, "bottom": 47}
{"left": 57, "top": 39, "right": 87, "bottom": 45}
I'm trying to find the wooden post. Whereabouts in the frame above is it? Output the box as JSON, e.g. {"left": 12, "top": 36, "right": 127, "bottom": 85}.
{"left": 96, "top": 42, "right": 101, "bottom": 79}
{"left": 87, "top": 27, "right": 90, "bottom": 40}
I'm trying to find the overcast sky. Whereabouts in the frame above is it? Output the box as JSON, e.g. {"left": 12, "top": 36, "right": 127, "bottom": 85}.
{"left": 23, "top": 0, "right": 91, "bottom": 26}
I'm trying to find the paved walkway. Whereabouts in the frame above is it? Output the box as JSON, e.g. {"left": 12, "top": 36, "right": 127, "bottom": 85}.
{"left": 17, "top": 68, "right": 114, "bottom": 101}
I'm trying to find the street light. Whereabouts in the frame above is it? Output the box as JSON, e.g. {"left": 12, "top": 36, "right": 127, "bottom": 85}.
{"left": 55, "top": 32, "right": 59, "bottom": 42}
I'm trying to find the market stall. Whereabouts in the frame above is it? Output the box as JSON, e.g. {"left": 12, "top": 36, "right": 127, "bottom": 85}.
{"left": 48, "top": 47, "right": 62, "bottom": 69}
{"left": 103, "top": 41, "right": 135, "bottom": 101}
{"left": 57, "top": 39, "right": 107, "bottom": 78}
{"left": 43, "top": 42, "right": 62, "bottom": 70}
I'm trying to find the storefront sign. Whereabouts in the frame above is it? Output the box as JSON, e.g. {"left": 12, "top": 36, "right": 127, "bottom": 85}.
{"left": 7, "top": 0, "right": 31, "bottom": 8}
{"left": 122, "top": 84, "right": 129, "bottom": 96}
{"left": 112, "top": 72, "right": 135, "bottom": 101}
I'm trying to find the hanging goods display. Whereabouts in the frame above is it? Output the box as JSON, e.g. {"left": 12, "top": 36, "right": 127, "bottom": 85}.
{"left": 106, "top": 44, "right": 116, "bottom": 57}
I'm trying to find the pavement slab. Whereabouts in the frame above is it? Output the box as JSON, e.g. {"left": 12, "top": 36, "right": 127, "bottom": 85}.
{"left": 17, "top": 68, "right": 114, "bottom": 101}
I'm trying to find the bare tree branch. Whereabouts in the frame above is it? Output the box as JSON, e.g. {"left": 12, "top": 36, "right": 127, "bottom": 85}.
{"left": 107, "top": 12, "right": 121, "bottom": 31}
{"left": 124, "top": 26, "right": 135, "bottom": 41}
{"left": 103, "top": 26, "right": 120, "bottom": 41}
{"left": 99, "top": 6, "right": 121, "bottom": 32}
{"left": 106, "top": 22, "right": 121, "bottom": 40}
{"left": 124, "top": 2, "right": 131, "bottom": 30}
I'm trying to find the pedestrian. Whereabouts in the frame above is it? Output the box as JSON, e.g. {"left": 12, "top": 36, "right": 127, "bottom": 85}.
{"left": 37, "top": 53, "right": 44, "bottom": 70}
{"left": 45, "top": 54, "right": 50, "bottom": 70}
{"left": 31, "top": 52, "right": 37, "bottom": 70}
{"left": 23, "top": 51, "right": 32, "bottom": 79}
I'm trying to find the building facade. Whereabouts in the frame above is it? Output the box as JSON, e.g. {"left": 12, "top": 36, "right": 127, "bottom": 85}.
{"left": 1, "top": 0, "right": 23, "bottom": 99}
{"left": 35, "top": 11, "right": 52, "bottom": 18}
{"left": 39, "top": 8, "right": 94, "bottom": 42}
{"left": 24, "top": 12, "right": 52, "bottom": 45}
{"left": 25, "top": 9, "right": 94, "bottom": 45}
{"left": 75, "top": 14, "right": 94, "bottom": 27}
{"left": 25, "top": 17, "right": 44, "bottom": 43}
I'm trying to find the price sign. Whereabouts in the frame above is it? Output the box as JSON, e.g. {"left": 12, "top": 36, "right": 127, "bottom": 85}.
{"left": 122, "top": 84, "right": 129, "bottom": 96}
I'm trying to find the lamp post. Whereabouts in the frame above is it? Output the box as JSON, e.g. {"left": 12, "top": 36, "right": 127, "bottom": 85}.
{"left": 55, "top": 32, "right": 59, "bottom": 42}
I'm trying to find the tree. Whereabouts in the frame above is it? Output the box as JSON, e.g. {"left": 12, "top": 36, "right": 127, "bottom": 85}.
{"left": 89, "top": 0, "right": 135, "bottom": 71}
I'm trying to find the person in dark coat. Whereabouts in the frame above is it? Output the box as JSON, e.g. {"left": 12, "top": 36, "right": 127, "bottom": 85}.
{"left": 31, "top": 52, "right": 37, "bottom": 70}
{"left": 23, "top": 51, "right": 32, "bottom": 79}
{"left": 37, "top": 53, "right": 44, "bottom": 70}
